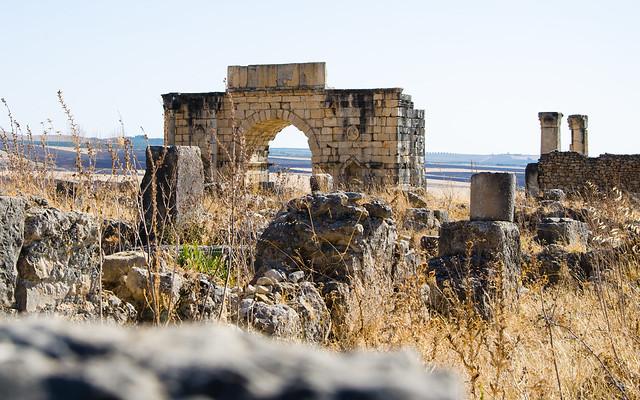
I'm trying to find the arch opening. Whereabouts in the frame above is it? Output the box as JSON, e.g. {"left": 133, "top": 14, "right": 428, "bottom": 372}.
{"left": 243, "top": 117, "right": 314, "bottom": 189}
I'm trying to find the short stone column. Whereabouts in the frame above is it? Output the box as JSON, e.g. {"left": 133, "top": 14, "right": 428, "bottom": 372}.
{"left": 568, "top": 114, "right": 588, "bottom": 156}
{"left": 538, "top": 112, "right": 563, "bottom": 154}
{"left": 470, "top": 172, "right": 516, "bottom": 222}
{"left": 310, "top": 173, "right": 334, "bottom": 192}
{"left": 525, "top": 163, "right": 540, "bottom": 198}
{"left": 140, "top": 146, "right": 204, "bottom": 241}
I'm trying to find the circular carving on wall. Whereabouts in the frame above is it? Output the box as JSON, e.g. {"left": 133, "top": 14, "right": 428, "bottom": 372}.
{"left": 346, "top": 125, "right": 360, "bottom": 140}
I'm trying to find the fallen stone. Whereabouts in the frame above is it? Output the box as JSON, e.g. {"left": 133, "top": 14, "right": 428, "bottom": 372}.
{"left": 543, "top": 189, "right": 566, "bottom": 202}
{"left": 240, "top": 299, "right": 302, "bottom": 338}
{"left": 0, "top": 196, "right": 25, "bottom": 308}
{"left": 124, "top": 267, "right": 184, "bottom": 311}
{"left": 310, "top": 173, "right": 334, "bottom": 192}
{"left": 0, "top": 318, "right": 460, "bottom": 400}
{"left": 101, "top": 218, "right": 136, "bottom": 256}
{"left": 102, "top": 250, "right": 148, "bottom": 287}
{"left": 16, "top": 207, "right": 100, "bottom": 313}
{"left": 536, "top": 217, "right": 589, "bottom": 248}
{"left": 290, "top": 282, "right": 331, "bottom": 343}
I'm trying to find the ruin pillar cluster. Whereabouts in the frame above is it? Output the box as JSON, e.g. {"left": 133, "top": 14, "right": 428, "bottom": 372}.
{"left": 538, "top": 112, "right": 589, "bottom": 156}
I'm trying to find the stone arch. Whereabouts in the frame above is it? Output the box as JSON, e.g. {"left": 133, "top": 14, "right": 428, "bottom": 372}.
{"left": 239, "top": 109, "right": 321, "bottom": 159}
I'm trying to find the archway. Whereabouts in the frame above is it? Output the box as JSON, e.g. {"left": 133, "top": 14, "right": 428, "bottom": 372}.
{"left": 240, "top": 110, "right": 321, "bottom": 188}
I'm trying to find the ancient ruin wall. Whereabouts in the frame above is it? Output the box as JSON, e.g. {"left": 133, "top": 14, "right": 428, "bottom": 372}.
{"left": 538, "top": 151, "right": 640, "bottom": 193}
{"left": 161, "top": 62, "right": 425, "bottom": 188}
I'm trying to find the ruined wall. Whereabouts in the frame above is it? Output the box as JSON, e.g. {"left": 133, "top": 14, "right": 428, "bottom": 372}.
{"left": 537, "top": 151, "right": 640, "bottom": 193}
{"left": 161, "top": 62, "right": 425, "bottom": 188}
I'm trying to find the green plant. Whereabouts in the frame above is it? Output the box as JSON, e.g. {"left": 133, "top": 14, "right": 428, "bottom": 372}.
{"left": 178, "top": 245, "right": 225, "bottom": 279}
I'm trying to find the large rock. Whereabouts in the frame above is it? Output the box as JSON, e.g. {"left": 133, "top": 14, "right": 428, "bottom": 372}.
{"left": 140, "top": 146, "right": 204, "bottom": 241}
{"left": 255, "top": 192, "right": 398, "bottom": 338}
{"left": 0, "top": 196, "right": 26, "bottom": 308}
{"left": 0, "top": 319, "right": 460, "bottom": 400}
{"left": 537, "top": 217, "right": 589, "bottom": 248}
{"left": 102, "top": 250, "right": 148, "bottom": 287}
{"left": 292, "top": 281, "right": 331, "bottom": 343}
{"left": 16, "top": 207, "right": 100, "bottom": 312}
{"left": 239, "top": 299, "right": 302, "bottom": 338}
{"left": 255, "top": 192, "right": 397, "bottom": 285}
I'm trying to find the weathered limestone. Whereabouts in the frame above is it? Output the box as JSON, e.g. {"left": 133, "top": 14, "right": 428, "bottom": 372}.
{"left": 310, "top": 173, "right": 334, "bottom": 192}
{"left": 568, "top": 114, "right": 588, "bottom": 156}
{"left": 470, "top": 172, "right": 516, "bottom": 222}
{"left": 162, "top": 62, "right": 426, "bottom": 189}
{"left": 525, "top": 163, "right": 540, "bottom": 198}
{"left": 536, "top": 217, "right": 589, "bottom": 248}
{"left": 0, "top": 319, "right": 460, "bottom": 400}
{"left": 16, "top": 207, "right": 100, "bottom": 312}
{"left": 0, "top": 196, "right": 26, "bottom": 308}
{"left": 254, "top": 192, "right": 398, "bottom": 337}
{"left": 539, "top": 112, "right": 563, "bottom": 154}
{"left": 140, "top": 146, "right": 204, "bottom": 240}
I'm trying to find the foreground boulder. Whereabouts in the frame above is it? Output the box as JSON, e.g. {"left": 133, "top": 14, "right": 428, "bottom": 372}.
{"left": 0, "top": 319, "right": 460, "bottom": 400}
{"left": 0, "top": 196, "right": 26, "bottom": 308}
{"left": 536, "top": 217, "right": 589, "bottom": 248}
{"left": 16, "top": 207, "right": 100, "bottom": 312}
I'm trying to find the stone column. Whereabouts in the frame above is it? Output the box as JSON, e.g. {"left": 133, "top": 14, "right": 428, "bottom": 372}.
{"left": 470, "top": 172, "right": 516, "bottom": 222}
{"left": 568, "top": 114, "right": 588, "bottom": 156}
{"left": 538, "top": 112, "right": 563, "bottom": 154}
{"left": 140, "top": 146, "right": 204, "bottom": 242}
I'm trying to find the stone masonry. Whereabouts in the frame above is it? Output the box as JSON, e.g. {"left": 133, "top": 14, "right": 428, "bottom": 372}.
{"left": 162, "top": 62, "right": 426, "bottom": 188}
{"left": 537, "top": 151, "right": 640, "bottom": 193}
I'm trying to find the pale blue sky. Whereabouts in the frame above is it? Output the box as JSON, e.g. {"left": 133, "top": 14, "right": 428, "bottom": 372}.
{"left": 1, "top": 0, "right": 639, "bottom": 155}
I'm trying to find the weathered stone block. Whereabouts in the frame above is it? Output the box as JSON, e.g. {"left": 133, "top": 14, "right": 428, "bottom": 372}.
{"left": 140, "top": 146, "right": 204, "bottom": 241}
{"left": 470, "top": 172, "right": 516, "bottom": 222}
{"left": 0, "top": 196, "right": 26, "bottom": 308}
{"left": 16, "top": 207, "right": 100, "bottom": 312}
{"left": 536, "top": 217, "right": 589, "bottom": 248}
{"left": 525, "top": 163, "right": 540, "bottom": 198}
{"left": 310, "top": 173, "right": 334, "bottom": 192}
{"left": 542, "top": 189, "right": 566, "bottom": 202}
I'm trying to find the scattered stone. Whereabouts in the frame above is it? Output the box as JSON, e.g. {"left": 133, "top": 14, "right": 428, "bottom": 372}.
{"left": 404, "top": 208, "right": 448, "bottom": 230}
{"left": 255, "top": 285, "right": 271, "bottom": 295}
{"left": 124, "top": 267, "right": 184, "bottom": 311}
{"left": 16, "top": 207, "right": 100, "bottom": 313}
{"left": 240, "top": 300, "right": 302, "bottom": 338}
{"left": 102, "top": 250, "right": 148, "bottom": 287}
{"left": 0, "top": 196, "right": 25, "bottom": 308}
{"left": 536, "top": 217, "right": 589, "bottom": 248}
{"left": 262, "top": 268, "right": 285, "bottom": 282}
{"left": 470, "top": 172, "right": 516, "bottom": 222}
{"left": 288, "top": 271, "right": 305, "bottom": 283}
{"left": 543, "top": 189, "right": 566, "bottom": 202}
{"left": 0, "top": 318, "right": 460, "bottom": 400}
{"left": 255, "top": 276, "right": 275, "bottom": 286}
{"left": 310, "top": 173, "right": 334, "bottom": 192}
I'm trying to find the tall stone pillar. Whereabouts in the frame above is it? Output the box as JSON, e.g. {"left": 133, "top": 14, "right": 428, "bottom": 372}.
{"left": 568, "top": 114, "right": 588, "bottom": 156}
{"left": 538, "top": 112, "right": 563, "bottom": 155}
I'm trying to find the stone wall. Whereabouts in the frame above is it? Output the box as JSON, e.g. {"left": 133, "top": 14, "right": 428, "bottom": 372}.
{"left": 537, "top": 151, "right": 640, "bottom": 193}
{"left": 162, "top": 62, "right": 425, "bottom": 188}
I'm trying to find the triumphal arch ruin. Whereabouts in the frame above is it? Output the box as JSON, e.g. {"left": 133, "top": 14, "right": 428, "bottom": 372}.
{"left": 162, "top": 62, "right": 425, "bottom": 188}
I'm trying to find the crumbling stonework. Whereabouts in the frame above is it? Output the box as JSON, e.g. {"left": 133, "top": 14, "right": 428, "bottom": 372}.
{"left": 536, "top": 151, "right": 640, "bottom": 193}
{"left": 162, "top": 62, "right": 425, "bottom": 188}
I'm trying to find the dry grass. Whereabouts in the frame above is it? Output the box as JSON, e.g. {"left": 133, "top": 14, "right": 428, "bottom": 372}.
{"left": 2, "top": 95, "right": 640, "bottom": 399}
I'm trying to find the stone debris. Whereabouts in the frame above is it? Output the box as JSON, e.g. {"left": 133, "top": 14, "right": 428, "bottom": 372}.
{"left": 0, "top": 318, "right": 460, "bottom": 400}
{"left": 16, "top": 206, "right": 101, "bottom": 313}
{"left": 0, "top": 196, "right": 25, "bottom": 308}
{"left": 536, "top": 217, "right": 589, "bottom": 248}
